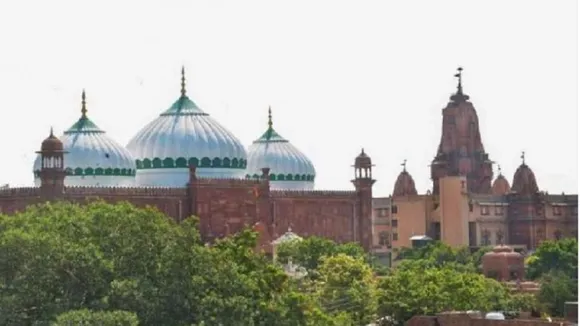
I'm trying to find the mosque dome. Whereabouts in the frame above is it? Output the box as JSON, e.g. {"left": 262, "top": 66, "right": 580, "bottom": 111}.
{"left": 511, "top": 153, "right": 539, "bottom": 195}
{"left": 492, "top": 165, "right": 511, "bottom": 195}
{"left": 126, "top": 68, "right": 247, "bottom": 187}
{"left": 246, "top": 108, "right": 315, "bottom": 190}
{"left": 33, "top": 91, "right": 136, "bottom": 187}
{"left": 393, "top": 161, "right": 418, "bottom": 197}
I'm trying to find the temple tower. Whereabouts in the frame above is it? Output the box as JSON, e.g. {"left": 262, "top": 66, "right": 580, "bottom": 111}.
{"left": 431, "top": 67, "right": 493, "bottom": 194}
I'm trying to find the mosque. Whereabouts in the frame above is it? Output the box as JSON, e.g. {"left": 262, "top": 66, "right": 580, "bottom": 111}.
{"left": 0, "top": 67, "right": 576, "bottom": 256}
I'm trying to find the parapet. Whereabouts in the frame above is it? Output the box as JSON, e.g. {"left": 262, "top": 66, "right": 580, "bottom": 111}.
{"left": 193, "top": 177, "right": 265, "bottom": 187}
{"left": 271, "top": 189, "right": 356, "bottom": 198}
{"left": 0, "top": 187, "right": 40, "bottom": 198}
{"left": 64, "top": 186, "right": 187, "bottom": 197}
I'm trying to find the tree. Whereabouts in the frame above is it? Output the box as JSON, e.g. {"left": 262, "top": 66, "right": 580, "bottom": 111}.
{"left": 537, "top": 270, "right": 578, "bottom": 317}
{"left": 393, "top": 241, "right": 490, "bottom": 273}
{"left": 377, "top": 265, "right": 512, "bottom": 324}
{"left": 52, "top": 309, "right": 139, "bottom": 326}
{"left": 315, "top": 254, "right": 378, "bottom": 325}
{"left": 0, "top": 201, "right": 341, "bottom": 325}
{"left": 527, "top": 238, "right": 578, "bottom": 280}
{"left": 275, "top": 236, "right": 366, "bottom": 273}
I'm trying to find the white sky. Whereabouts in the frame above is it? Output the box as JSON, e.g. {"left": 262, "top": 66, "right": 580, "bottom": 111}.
{"left": 0, "top": 0, "right": 577, "bottom": 196}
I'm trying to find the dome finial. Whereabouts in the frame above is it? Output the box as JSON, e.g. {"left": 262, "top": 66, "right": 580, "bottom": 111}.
{"left": 401, "top": 159, "right": 407, "bottom": 172}
{"left": 81, "top": 89, "right": 87, "bottom": 118}
{"left": 50, "top": 126, "right": 54, "bottom": 137}
{"left": 498, "top": 164, "right": 502, "bottom": 175}
{"left": 268, "top": 106, "right": 273, "bottom": 129}
{"left": 520, "top": 151, "right": 526, "bottom": 165}
{"left": 181, "top": 66, "right": 186, "bottom": 97}
{"left": 454, "top": 67, "right": 464, "bottom": 95}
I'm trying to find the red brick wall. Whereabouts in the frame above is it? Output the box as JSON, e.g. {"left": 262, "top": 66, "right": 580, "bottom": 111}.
{"left": 271, "top": 191, "right": 358, "bottom": 243}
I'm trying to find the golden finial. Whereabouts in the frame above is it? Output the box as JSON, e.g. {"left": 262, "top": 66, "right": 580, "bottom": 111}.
{"left": 268, "top": 106, "right": 273, "bottom": 129}
{"left": 181, "top": 66, "right": 186, "bottom": 97}
{"left": 81, "top": 89, "right": 87, "bottom": 118}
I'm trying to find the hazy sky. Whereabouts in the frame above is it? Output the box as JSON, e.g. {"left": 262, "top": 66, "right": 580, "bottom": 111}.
{"left": 0, "top": 0, "right": 577, "bottom": 196}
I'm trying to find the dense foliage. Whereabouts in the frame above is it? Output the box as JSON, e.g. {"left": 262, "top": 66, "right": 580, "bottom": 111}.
{"left": 526, "top": 238, "right": 578, "bottom": 280}
{"left": 0, "top": 201, "right": 575, "bottom": 324}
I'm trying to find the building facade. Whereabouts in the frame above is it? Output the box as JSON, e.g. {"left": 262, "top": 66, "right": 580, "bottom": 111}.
{"left": 372, "top": 68, "right": 577, "bottom": 260}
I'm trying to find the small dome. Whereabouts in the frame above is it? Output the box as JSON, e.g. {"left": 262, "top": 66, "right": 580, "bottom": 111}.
{"left": 393, "top": 161, "right": 417, "bottom": 197}
{"left": 355, "top": 149, "right": 372, "bottom": 168}
{"left": 40, "top": 128, "right": 64, "bottom": 152}
{"left": 492, "top": 167, "right": 511, "bottom": 195}
{"left": 272, "top": 227, "right": 303, "bottom": 245}
{"left": 33, "top": 91, "right": 136, "bottom": 187}
{"left": 246, "top": 108, "right": 315, "bottom": 190}
{"left": 511, "top": 154, "right": 539, "bottom": 195}
{"left": 127, "top": 68, "right": 247, "bottom": 187}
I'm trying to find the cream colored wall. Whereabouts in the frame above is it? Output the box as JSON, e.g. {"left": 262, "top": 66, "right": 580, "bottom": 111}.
{"left": 473, "top": 201, "right": 508, "bottom": 245}
{"left": 439, "top": 176, "right": 469, "bottom": 247}
{"left": 391, "top": 196, "right": 429, "bottom": 248}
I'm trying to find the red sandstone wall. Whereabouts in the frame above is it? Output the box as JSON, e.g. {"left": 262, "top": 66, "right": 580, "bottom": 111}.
{"left": 271, "top": 191, "right": 358, "bottom": 244}
{"left": 194, "top": 181, "right": 261, "bottom": 239}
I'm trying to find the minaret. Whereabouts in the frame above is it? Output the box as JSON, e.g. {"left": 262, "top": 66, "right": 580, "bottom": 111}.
{"left": 351, "top": 149, "right": 375, "bottom": 251}
{"left": 431, "top": 67, "right": 493, "bottom": 194}
{"left": 36, "top": 128, "right": 68, "bottom": 199}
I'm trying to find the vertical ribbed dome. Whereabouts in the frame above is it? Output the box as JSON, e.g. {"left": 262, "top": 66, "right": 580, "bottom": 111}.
{"left": 511, "top": 152, "right": 539, "bottom": 195}
{"left": 246, "top": 107, "right": 315, "bottom": 190}
{"left": 393, "top": 160, "right": 418, "bottom": 197}
{"left": 126, "top": 68, "right": 247, "bottom": 187}
{"left": 492, "top": 165, "right": 511, "bottom": 195}
{"left": 33, "top": 91, "right": 136, "bottom": 187}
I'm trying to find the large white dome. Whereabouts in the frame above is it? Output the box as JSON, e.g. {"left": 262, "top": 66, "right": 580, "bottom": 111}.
{"left": 33, "top": 91, "right": 136, "bottom": 187}
{"left": 126, "top": 69, "right": 247, "bottom": 187}
{"left": 246, "top": 108, "right": 315, "bottom": 190}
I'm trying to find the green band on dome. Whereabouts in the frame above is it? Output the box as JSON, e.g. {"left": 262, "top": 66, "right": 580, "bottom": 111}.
{"left": 34, "top": 167, "right": 136, "bottom": 177}
{"left": 245, "top": 173, "right": 315, "bottom": 182}
{"left": 135, "top": 157, "right": 247, "bottom": 170}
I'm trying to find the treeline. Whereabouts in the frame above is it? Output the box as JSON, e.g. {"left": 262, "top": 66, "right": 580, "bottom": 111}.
{"left": 0, "top": 201, "right": 576, "bottom": 325}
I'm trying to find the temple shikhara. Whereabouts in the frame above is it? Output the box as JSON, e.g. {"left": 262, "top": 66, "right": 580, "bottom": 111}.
{"left": 0, "top": 67, "right": 576, "bottom": 258}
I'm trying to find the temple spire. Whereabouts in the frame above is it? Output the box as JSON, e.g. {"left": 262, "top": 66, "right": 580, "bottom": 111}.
{"left": 50, "top": 126, "right": 54, "bottom": 137}
{"left": 454, "top": 67, "right": 464, "bottom": 95}
{"left": 180, "top": 66, "right": 186, "bottom": 97}
{"left": 401, "top": 159, "right": 407, "bottom": 172}
{"left": 521, "top": 151, "right": 526, "bottom": 165}
{"left": 450, "top": 67, "right": 470, "bottom": 102}
{"left": 268, "top": 106, "right": 273, "bottom": 129}
{"left": 81, "top": 89, "right": 87, "bottom": 118}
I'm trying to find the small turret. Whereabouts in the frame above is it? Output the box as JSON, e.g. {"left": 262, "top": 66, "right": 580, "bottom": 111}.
{"left": 36, "top": 128, "right": 68, "bottom": 199}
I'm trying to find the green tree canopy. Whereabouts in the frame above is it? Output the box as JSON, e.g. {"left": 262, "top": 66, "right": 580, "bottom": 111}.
{"left": 0, "top": 201, "right": 342, "bottom": 325}
{"left": 526, "top": 238, "right": 578, "bottom": 280}
{"left": 377, "top": 264, "right": 512, "bottom": 324}
{"left": 52, "top": 309, "right": 139, "bottom": 326}
{"left": 315, "top": 254, "right": 378, "bottom": 325}
{"left": 537, "top": 270, "right": 578, "bottom": 317}
{"left": 394, "top": 241, "right": 491, "bottom": 273}
{"left": 275, "top": 236, "right": 366, "bottom": 272}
